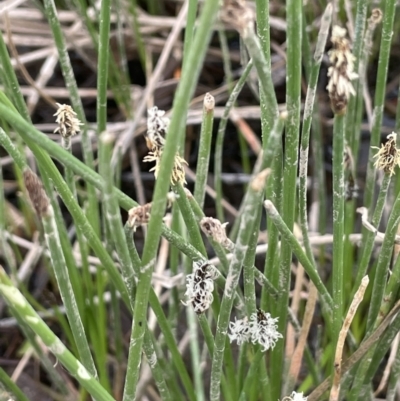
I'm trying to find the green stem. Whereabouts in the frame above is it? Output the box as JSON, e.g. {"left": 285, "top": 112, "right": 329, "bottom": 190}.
{"left": 242, "top": 207, "right": 260, "bottom": 316}
{"left": 0, "top": 129, "right": 97, "bottom": 385}
{"left": 96, "top": 0, "right": 111, "bottom": 135}
{"left": 255, "top": 0, "right": 270, "bottom": 63}
{"left": 214, "top": 60, "right": 254, "bottom": 223}
{"left": 238, "top": 349, "right": 264, "bottom": 401}
{"left": 98, "top": 133, "right": 172, "bottom": 400}
{"left": 263, "top": 200, "right": 333, "bottom": 313}
{"left": 261, "top": 143, "right": 282, "bottom": 311}
{"left": 241, "top": 22, "right": 278, "bottom": 124}
{"left": 0, "top": 268, "right": 116, "bottom": 401}
{"left": 128, "top": 2, "right": 219, "bottom": 395}
{"left": 332, "top": 114, "right": 346, "bottom": 348}
{"left": 209, "top": 170, "right": 270, "bottom": 401}
{"left": 270, "top": 0, "right": 302, "bottom": 396}
{"left": 352, "top": 174, "right": 391, "bottom": 300}
{"left": 299, "top": 3, "right": 332, "bottom": 265}
{"left": 99, "top": 133, "right": 135, "bottom": 296}
{"left": 0, "top": 30, "right": 30, "bottom": 122}
{"left": 366, "top": 194, "right": 400, "bottom": 331}
{"left": 379, "top": 245, "right": 400, "bottom": 320}
{"left": 194, "top": 93, "right": 214, "bottom": 209}
{"left": 43, "top": 0, "right": 100, "bottom": 235}
{"left": 349, "top": 189, "right": 400, "bottom": 398}
{"left": 385, "top": 332, "right": 400, "bottom": 401}
{"left": 181, "top": 0, "right": 198, "bottom": 74}
{"left": 208, "top": 115, "right": 285, "bottom": 400}
{"left": 124, "top": 225, "right": 196, "bottom": 400}
{"left": 0, "top": 366, "right": 29, "bottom": 401}
{"left": 41, "top": 202, "right": 97, "bottom": 378}
{"left": 0, "top": 102, "right": 222, "bottom": 284}
{"left": 173, "top": 184, "right": 207, "bottom": 256}
{"left": 357, "top": 309, "right": 400, "bottom": 400}
{"left": 308, "top": 300, "right": 400, "bottom": 401}
{"left": 185, "top": 259, "right": 205, "bottom": 401}
{"left": 0, "top": 123, "right": 131, "bottom": 307}
{"left": 255, "top": 0, "right": 276, "bottom": 317}
{"left": 345, "top": 0, "right": 368, "bottom": 156}
{"left": 362, "top": 0, "right": 396, "bottom": 212}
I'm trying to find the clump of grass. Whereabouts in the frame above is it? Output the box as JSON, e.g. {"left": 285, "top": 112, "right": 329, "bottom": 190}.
{"left": 2, "top": 0, "right": 400, "bottom": 400}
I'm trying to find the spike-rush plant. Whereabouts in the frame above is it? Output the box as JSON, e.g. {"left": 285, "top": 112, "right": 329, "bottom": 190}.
{"left": 1, "top": 0, "right": 400, "bottom": 400}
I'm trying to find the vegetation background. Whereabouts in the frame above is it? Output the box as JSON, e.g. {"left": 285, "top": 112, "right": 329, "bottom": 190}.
{"left": 1, "top": 0, "right": 400, "bottom": 400}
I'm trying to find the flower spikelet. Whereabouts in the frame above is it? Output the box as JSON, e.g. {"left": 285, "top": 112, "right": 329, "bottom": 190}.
{"left": 372, "top": 132, "right": 400, "bottom": 176}
{"left": 127, "top": 203, "right": 152, "bottom": 231}
{"left": 228, "top": 316, "right": 251, "bottom": 345}
{"left": 249, "top": 309, "right": 282, "bottom": 351}
{"left": 200, "top": 217, "right": 234, "bottom": 251}
{"left": 146, "top": 106, "right": 169, "bottom": 151}
{"left": 53, "top": 103, "right": 83, "bottom": 149}
{"left": 183, "top": 261, "right": 218, "bottom": 314}
{"left": 326, "top": 26, "right": 358, "bottom": 114}
{"left": 229, "top": 309, "right": 282, "bottom": 352}
{"left": 220, "top": 0, "right": 254, "bottom": 35}
{"left": 344, "top": 145, "right": 359, "bottom": 200}
{"left": 171, "top": 154, "right": 188, "bottom": 185}
{"left": 144, "top": 107, "right": 188, "bottom": 185}
{"left": 144, "top": 148, "right": 187, "bottom": 185}
{"left": 143, "top": 148, "right": 163, "bottom": 178}
{"left": 23, "top": 169, "right": 50, "bottom": 218}
{"left": 282, "top": 392, "right": 308, "bottom": 401}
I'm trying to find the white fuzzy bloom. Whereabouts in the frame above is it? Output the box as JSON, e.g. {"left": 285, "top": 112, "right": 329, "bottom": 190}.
{"left": 282, "top": 391, "right": 308, "bottom": 401}
{"left": 229, "top": 309, "right": 282, "bottom": 352}
{"left": 146, "top": 106, "right": 170, "bottom": 151}
{"left": 249, "top": 310, "right": 282, "bottom": 351}
{"left": 292, "top": 392, "right": 307, "bottom": 401}
{"left": 183, "top": 262, "right": 217, "bottom": 314}
{"left": 228, "top": 317, "right": 251, "bottom": 345}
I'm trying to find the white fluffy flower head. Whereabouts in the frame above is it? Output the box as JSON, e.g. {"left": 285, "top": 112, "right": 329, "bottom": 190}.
{"left": 229, "top": 309, "right": 282, "bottom": 352}
{"left": 228, "top": 316, "right": 251, "bottom": 345}
{"left": 183, "top": 261, "right": 218, "bottom": 314}
{"left": 282, "top": 391, "right": 308, "bottom": 401}
{"left": 146, "top": 106, "right": 170, "bottom": 151}
{"left": 249, "top": 309, "right": 282, "bottom": 351}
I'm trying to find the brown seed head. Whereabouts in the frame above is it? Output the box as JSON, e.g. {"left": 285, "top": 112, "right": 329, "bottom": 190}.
{"left": 127, "top": 203, "right": 152, "bottom": 231}
{"left": 143, "top": 149, "right": 188, "bottom": 185}
{"left": 200, "top": 217, "right": 233, "bottom": 250}
{"left": 220, "top": 0, "right": 254, "bottom": 35}
{"left": 372, "top": 132, "right": 400, "bottom": 176}
{"left": 326, "top": 26, "right": 358, "bottom": 114}
{"left": 369, "top": 9, "right": 382, "bottom": 25}
{"left": 23, "top": 169, "right": 50, "bottom": 218}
